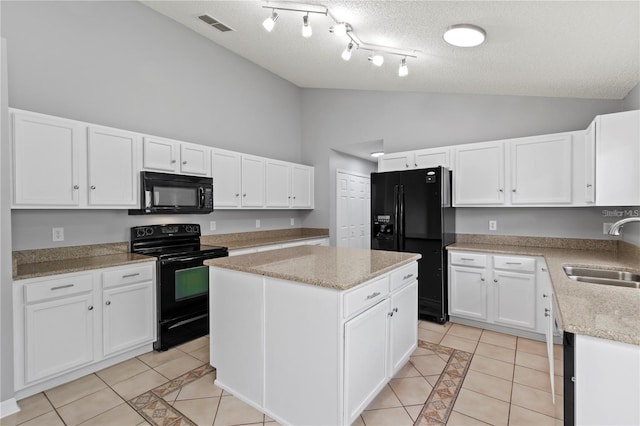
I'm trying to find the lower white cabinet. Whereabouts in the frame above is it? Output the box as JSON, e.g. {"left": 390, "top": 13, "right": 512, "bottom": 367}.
{"left": 449, "top": 265, "right": 488, "bottom": 320}
{"left": 492, "top": 269, "right": 536, "bottom": 330}
{"left": 14, "top": 262, "right": 156, "bottom": 398}
{"left": 210, "top": 261, "right": 418, "bottom": 426}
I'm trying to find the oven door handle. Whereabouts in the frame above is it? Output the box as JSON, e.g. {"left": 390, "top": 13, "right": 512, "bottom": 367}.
{"left": 167, "top": 313, "right": 209, "bottom": 330}
{"left": 160, "top": 256, "right": 203, "bottom": 265}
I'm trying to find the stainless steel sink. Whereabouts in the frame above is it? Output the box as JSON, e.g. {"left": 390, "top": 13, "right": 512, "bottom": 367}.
{"left": 563, "top": 266, "right": 640, "bottom": 289}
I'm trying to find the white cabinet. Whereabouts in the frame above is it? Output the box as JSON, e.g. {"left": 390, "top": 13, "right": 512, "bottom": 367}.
{"left": 388, "top": 280, "right": 418, "bottom": 375}
{"left": 241, "top": 155, "right": 265, "bottom": 207}
{"left": 291, "top": 164, "right": 314, "bottom": 208}
{"left": 491, "top": 269, "right": 536, "bottom": 330}
{"left": 510, "top": 134, "right": 573, "bottom": 205}
{"left": 265, "top": 160, "right": 291, "bottom": 208}
{"left": 12, "top": 111, "right": 83, "bottom": 206}
{"left": 87, "top": 126, "right": 139, "bottom": 207}
{"left": 449, "top": 266, "right": 488, "bottom": 321}
{"left": 23, "top": 275, "right": 95, "bottom": 383}
{"left": 143, "top": 137, "right": 211, "bottom": 176}
{"left": 102, "top": 265, "right": 155, "bottom": 357}
{"left": 584, "top": 121, "right": 596, "bottom": 203}
{"left": 454, "top": 141, "right": 505, "bottom": 205}
{"left": 378, "top": 148, "right": 451, "bottom": 172}
{"left": 212, "top": 149, "right": 242, "bottom": 208}
{"left": 590, "top": 110, "right": 640, "bottom": 206}
{"left": 13, "top": 262, "right": 155, "bottom": 398}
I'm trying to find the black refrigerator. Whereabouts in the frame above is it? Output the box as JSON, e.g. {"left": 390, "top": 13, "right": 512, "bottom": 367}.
{"left": 371, "top": 167, "right": 455, "bottom": 323}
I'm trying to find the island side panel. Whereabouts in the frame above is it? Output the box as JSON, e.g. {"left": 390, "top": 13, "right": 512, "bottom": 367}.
{"left": 263, "top": 277, "right": 342, "bottom": 426}
{"left": 210, "top": 267, "right": 264, "bottom": 407}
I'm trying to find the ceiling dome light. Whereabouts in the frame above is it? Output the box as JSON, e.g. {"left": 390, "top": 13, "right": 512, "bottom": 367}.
{"left": 443, "top": 24, "right": 486, "bottom": 47}
{"left": 341, "top": 42, "right": 354, "bottom": 61}
{"left": 368, "top": 53, "right": 384, "bottom": 66}
{"left": 302, "top": 14, "right": 312, "bottom": 38}
{"left": 262, "top": 10, "right": 278, "bottom": 32}
{"left": 371, "top": 151, "right": 385, "bottom": 158}
{"left": 331, "top": 22, "right": 348, "bottom": 37}
{"left": 398, "top": 57, "right": 408, "bottom": 77}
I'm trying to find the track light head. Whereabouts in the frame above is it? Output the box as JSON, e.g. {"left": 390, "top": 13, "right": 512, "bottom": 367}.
{"left": 262, "top": 10, "right": 278, "bottom": 32}
{"left": 302, "top": 14, "right": 312, "bottom": 38}
{"left": 398, "top": 58, "right": 408, "bottom": 77}
{"left": 341, "top": 42, "right": 354, "bottom": 61}
{"left": 330, "top": 22, "right": 349, "bottom": 37}
{"left": 368, "top": 53, "right": 384, "bottom": 66}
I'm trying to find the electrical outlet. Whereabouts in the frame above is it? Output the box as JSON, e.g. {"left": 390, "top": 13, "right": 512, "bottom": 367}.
{"left": 489, "top": 220, "right": 497, "bottom": 231}
{"left": 256, "top": 219, "right": 261, "bottom": 228}
{"left": 52, "top": 227, "right": 64, "bottom": 242}
{"left": 603, "top": 223, "right": 613, "bottom": 234}
{"left": 290, "top": 218, "right": 295, "bottom": 226}
{"left": 210, "top": 221, "right": 216, "bottom": 231}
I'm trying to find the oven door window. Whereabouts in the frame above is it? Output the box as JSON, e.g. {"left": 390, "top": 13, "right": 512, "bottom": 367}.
{"left": 154, "top": 186, "right": 198, "bottom": 207}
{"left": 175, "top": 265, "right": 209, "bottom": 301}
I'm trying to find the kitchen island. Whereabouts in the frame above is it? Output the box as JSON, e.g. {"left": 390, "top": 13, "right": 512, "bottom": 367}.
{"left": 205, "top": 246, "right": 421, "bottom": 426}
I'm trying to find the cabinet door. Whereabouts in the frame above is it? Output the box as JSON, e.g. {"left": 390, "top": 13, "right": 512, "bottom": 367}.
{"left": 241, "top": 155, "right": 265, "bottom": 207}
{"left": 87, "top": 126, "right": 138, "bottom": 207}
{"left": 344, "top": 299, "right": 389, "bottom": 425}
{"left": 12, "top": 112, "right": 83, "bottom": 206}
{"left": 449, "top": 266, "right": 487, "bottom": 320}
{"left": 378, "top": 152, "right": 413, "bottom": 172}
{"left": 595, "top": 110, "right": 640, "bottom": 206}
{"left": 454, "top": 142, "right": 505, "bottom": 205}
{"left": 212, "top": 149, "right": 242, "bottom": 208}
{"left": 142, "top": 136, "right": 179, "bottom": 172}
{"left": 265, "top": 160, "right": 291, "bottom": 208}
{"left": 511, "top": 135, "right": 572, "bottom": 204}
{"left": 103, "top": 281, "right": 154, "bottom": 357}
{"left": 389, "top": 281, "right": 418, "bottom": 376}
{"left": 584, "top": 121, "right": 596, "bottom": 203}
{"left": 291, "top": 165, "right": 314, "bottom": 208}
{"left": 25, "top": 293, "right": 94, "bottom": 383}
{"left": 492, "top": 270, "right": 536, "bottom": 330}
{"left": 180, "top": 143, "right": 211, "bottom": 176}
{"left": 414, "top": 148, "right": 451, "bottom": 169}
{"left": 545, "top": 293, "right": 555, "bottom": 402}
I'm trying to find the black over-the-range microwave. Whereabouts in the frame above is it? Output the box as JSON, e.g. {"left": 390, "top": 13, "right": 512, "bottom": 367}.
{"left": 128, "top": 171, "right": 214, "bottom": 215}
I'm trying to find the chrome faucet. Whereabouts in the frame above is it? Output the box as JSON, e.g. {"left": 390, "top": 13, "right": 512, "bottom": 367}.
{"left": 608, "top": 217, "right": 640, "bottom": 235}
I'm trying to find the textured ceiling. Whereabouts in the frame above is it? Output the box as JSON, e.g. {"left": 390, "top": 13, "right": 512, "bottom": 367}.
{"left": 141, "top": 1, "right": 640, "bottom": 100}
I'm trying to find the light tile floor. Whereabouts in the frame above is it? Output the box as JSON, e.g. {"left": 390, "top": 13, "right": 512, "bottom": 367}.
{"left": 4, "top": 322, "right": 564, "bottom": 426}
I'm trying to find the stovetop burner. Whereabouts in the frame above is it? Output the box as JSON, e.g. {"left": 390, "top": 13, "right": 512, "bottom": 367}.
{"left": 130, "top": 224, "right": 227, "bottom": 260}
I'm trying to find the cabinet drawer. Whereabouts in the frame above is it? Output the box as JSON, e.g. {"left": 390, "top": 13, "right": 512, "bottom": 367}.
{"left": 390, "top": 262, "right": 418, "bottom": 292}
{"left": 24, "top": 274, "right": 93, "bottom": 304}
{"left": 344, "top": 276, "right": 389, "bottom": 318}
{"left": 103, "top": 264, "right": 153, "bottom": 289}
{"left": 450, "top": 252, "right": 487, "bottom": 268}
{"left": 493, "top": 256, "right": 535, "bottom": 272}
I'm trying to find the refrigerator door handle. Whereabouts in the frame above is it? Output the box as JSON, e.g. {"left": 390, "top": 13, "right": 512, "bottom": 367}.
{"left": 399, "top": 184, "right": 405, "bottom": 251}
{"left": 393, "top": 184, "right": 400, "bottom": 250}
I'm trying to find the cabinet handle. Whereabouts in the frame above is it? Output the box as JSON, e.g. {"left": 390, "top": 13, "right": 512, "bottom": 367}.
{"left": 51, "top": 284, "right": 74, "bottom": 291}
{"left": 171, "top": 159, "right": 177, "bottom": 164}
{"left": 586, "top": 184, "right": 593, "bottom": 188}
{"left": 460, "top": 258, "right": 474, "bottom": 261}
{"left": 493, "top": 279, "right": 498, "bottom": 283}
{"left": 366, "top": 291, "right": 381, "bottom": 300}
{"left": 73, "top": 185, "right": 79, "bottom": 190}
{"left": 541, "top": 267, "right": 547, "bottom": 272}
{"left": 480, "top": 278, "right": 485, "bottom": 282}
{"left": 293, "top": 196, "right": 296, "bottom": 199}
{"left": 122, "top": 273, "right": 140, "bottom": 279}
{"left": 105, "top": 301, "right": 111, "bottom": 306}
{"left": 403, "top": 273, "right": 414, "bottom": 280}
{"left": 243, "top": 194, "right": 247, "bottom": 197}
{"left": 506, "top": 262, "right": 521, "bottom": 265}
{"left": 388, "top": 311, "right": 394, "bottom": 317}
{"left": 393, "top": 307, "right": 398, "bottom": 313}
{"left": 182, "top": 161, "right": 187, "bottom": 165}
{"left": 498, "top": 188, "right": 504, "bottom": 192}
{"left": 543, "top": 294, "right": 549, "bottom": 298}
{"left": 405, "top": 164, "right": 409, "bottom": 168}
{"left": 544, "top": 308, "right": 550, "bottom": 317}
{"left": 571, "top": 377, "right": 576, "bottom": 383}
{"left": 414, "top": 163, "right": 418, "bottom": 167}
{"left": 88, "top": 305, "right": 93, "bottom": 311}
{"left": 90, "top": 185, "right": 96, "bottom": 190}
{"left": 512, "top": 189, "right": 516, "bottom": 193}
{"left": 235, "top": 193, "right": 239, "bottom": 197}
{"left": 288, "top": 196, "right": 291, "bottom": 199}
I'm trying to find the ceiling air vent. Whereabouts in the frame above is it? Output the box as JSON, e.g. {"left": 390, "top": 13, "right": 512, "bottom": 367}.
{"left": 198, "top": 14, "right": 234, "bottom": 32}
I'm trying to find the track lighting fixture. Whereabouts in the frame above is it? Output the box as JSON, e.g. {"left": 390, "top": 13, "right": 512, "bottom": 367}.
{"left": 330, "top": 22, "right": 348, "bottom": 37}
{"left": 302, "top": 13, "right": 312, "bottom": 38}
{"left": 262, "top": 10, "right": 278, "bottom": 32}
{"left": 398, "top": 57, "right": 408, "bottom": 77}
{"left": 341, "top": 42, "right": 354, "bottom": 61}
{"left": 369, "top": 53, "right": 384, "bottom": 67}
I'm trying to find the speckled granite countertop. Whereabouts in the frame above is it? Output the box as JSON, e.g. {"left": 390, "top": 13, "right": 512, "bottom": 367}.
{"left": 447, "top": 241, "right": 640, "bottom": 345}
{"left": 200, "top": 228, "right": 329, "bottom": 250}
{"left": 205, "top": 245, "right": 421, "bottom": 290}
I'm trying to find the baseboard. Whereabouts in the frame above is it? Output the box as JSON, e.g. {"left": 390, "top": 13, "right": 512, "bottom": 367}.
{"left": 0, "top": 398, "right": 20, "bottom": 419}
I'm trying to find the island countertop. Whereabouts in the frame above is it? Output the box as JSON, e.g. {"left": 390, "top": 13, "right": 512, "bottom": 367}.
{"left": 205, "top": 245, "right": 421, "bottom": 291}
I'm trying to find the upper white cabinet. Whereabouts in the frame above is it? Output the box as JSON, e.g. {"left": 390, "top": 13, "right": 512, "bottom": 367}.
{"left": 241, "top": 155, "right": 265, "bottom": 207}
{"left": 378, "top": 147, "right": 452, "bottom": 172}
{"left": 212, "top": 149, "right": 242, "bottom": 208}
{"left": 510, "top": 134, "right": 572, "bottom": 205}
{"left": 454, "top": 141, "right": 505, "bottom": 205}
{"left": 12, "top": 111, "right": 83, "bottom": 207}
{"left": 142, "top": 137, "right": 211, "bottom": 177}
{"left": 11, "top": 110, "right": 140, "bottom": 209}
{"left": 584, "top": 121, "right": 596, "bottom": 203}
{"left": 265, "top": 160, "right": 291, "bottom": 208}
{"left": 589, "top": 110, "right": 640, "bottom": 206}
{"left": 87, "top": 126, "right": 139, "bottom": 207}
{"left": 290, "top": 164, "right": 314, "bottom": 208}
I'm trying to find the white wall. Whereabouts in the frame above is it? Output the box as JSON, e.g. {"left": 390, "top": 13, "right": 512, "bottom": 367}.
{"left": 1, "top": 0, "right": 307, "bottom": 250}
{"left": 623, "top": 83, "right": 640, "bottom": 111}
{"left": 300, "top": 89, "right": 624, "bottom": 239}
{"left": 621, "top": 84, "right": 640, "bottom": 246}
